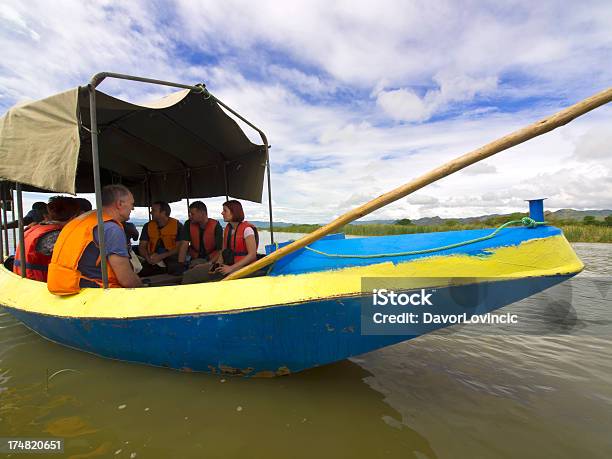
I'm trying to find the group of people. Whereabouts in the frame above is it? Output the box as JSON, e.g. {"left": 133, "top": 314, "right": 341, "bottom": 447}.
{"left": 10, "top": 184, "right": 259, "bottom": 295}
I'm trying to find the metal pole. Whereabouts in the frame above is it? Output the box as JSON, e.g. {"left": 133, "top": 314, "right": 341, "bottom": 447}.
{"left": 1, "top": 186, "right": 9, "bottom": 257}
{"left": 210, "top": 95, "right": 274, "bottom": 243}
{"left": 146, "top": 173, "right": 152, "bottom": 221}
{"left": 223, "top": 163, "right": 229, "bottom": 201}
{"left": 0, "top": 197, "right": 4, "bottom": 262}
{"left": 184, "top": 170, "right": 191, "bottom": 212}
{"left": 11, "top": 188, "right": 17, "bottom": 253}
{"left": 15, "top": 183, "right": 26, "bottom": 278}
{"left": 264, "top": 143, "right": 274, "bottom": 245}
{"left": 90, "top": 72, "right": 204, "bottom": 92}
{"left": 89, "top": 84, "right": 109, "bottom": 288}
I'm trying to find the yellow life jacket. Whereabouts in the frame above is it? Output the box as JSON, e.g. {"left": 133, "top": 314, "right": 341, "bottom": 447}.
{"left": 147, "top": 217, "right": 179, "bottom": 254}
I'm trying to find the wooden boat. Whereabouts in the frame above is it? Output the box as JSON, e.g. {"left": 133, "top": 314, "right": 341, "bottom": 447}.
{"left": 0, "top": 73, "right": 608, "bottom": 376}
{"left": 0, "top": 224, "right": 582, "bottom": 376}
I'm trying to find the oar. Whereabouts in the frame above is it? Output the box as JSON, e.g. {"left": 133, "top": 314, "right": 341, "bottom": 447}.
{"left": 224, "top": 87, "right": 612, "bottom": 281}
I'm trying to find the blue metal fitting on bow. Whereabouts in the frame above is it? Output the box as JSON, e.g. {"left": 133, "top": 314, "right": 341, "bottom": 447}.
{"left": 526, "top": 198, "right": 547, "bottom": 222}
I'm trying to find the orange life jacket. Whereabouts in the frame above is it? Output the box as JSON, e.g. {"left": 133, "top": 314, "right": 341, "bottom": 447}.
{"left": 47, "top": 211, "right": 123, "bottom": 295}
{"left": 13, "top": 223, "right": 63, "bottom": 282}
{"left": 188, "top": 218, "right": 219, "bottom": 261}
{"left": 223, "top": 221, "right": 258, "bottom": 264}
{"left": 146, "top": 217, "right": 179, "bottom": 254}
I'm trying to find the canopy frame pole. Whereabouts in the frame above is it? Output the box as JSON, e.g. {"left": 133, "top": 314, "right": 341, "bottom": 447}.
{"left": 86, "top": 71, "right": 273, "bottom": 263}
{"left": 223, "top": 162, "right": 229, "bottom": 201}
{"left": 1, "top": 186, "right": 9, "bottom": 257}
{"left": 88, "top": 84, "right": 109, "bottom": 289}
{"left": 0, "top": 194, "right": 4, "bottom": 262}
{"left": 90, "top": 72, "right": 204, "bottom": 92}
{"left": 184, "top": 169, "right": 191, "bottom": 212}
{"left": 146, "top": 172, "right": 152, "bottom": 221}
{"left": 87, "top": 72, "right": 205, "bottom": 289}
{"left": 15, "top": 183, "right": 26, "bottom": 278}
{"left": 10, "top": 188, "right": 16, "bottom": 253}
{"left": 211, "top": 96, "right": 274, "bottom": 243}
{"left": 265, "top": 147, "right": 274, "bottom": 244}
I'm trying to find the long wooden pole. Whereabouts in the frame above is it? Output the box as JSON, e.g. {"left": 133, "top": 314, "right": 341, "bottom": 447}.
{"left": 225, "top": 87, "right": 612, "bottom": 281}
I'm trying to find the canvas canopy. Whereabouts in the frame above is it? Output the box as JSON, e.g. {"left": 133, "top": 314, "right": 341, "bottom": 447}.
{"left": 0, "top": 86, "right": 267, "bottom": 206}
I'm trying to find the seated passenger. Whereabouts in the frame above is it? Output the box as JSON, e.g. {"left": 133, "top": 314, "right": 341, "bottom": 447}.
{"left": 47, "top": 184, "right": 143, "bottom": 295}
{"left": 214, "top": 200, "right": 259, "bottom": 276}
{"left": 13, "top": 196, "right": 80, "bottom": 282}
{"left": 124, "top": 220, "right": 139, "bottom": 246}
{"left": 139, "top": 201, "right": 183, "bottom": 276}
{"left": 177, "top": 201, "right": 222, "bottom": 268}
{"left": 3, "top": 201, "right": 48, "bottom": 230}
{"left": 75, "top": 197, "right": 92, "bottom": 215}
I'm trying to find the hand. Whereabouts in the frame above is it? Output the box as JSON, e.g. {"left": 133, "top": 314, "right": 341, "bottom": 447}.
{"left": 149, "top": 253, "right": 163, "bottom": 265}
{"left": 215, "top": 263, "right": 235, "bottom": 275}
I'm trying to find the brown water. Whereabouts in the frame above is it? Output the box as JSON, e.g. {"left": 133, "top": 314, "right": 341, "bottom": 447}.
{"left": 0, "top": 241, "right": 611, "bottom": 458}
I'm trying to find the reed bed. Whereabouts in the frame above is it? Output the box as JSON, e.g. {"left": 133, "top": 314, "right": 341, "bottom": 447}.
{"left": 262, "top": 222, "right": 612, "bottom": 243}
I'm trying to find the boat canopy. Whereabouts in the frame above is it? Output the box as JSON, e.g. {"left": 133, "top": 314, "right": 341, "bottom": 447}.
{"left": 0, "top": 86, "right": 267, "bottom": 205}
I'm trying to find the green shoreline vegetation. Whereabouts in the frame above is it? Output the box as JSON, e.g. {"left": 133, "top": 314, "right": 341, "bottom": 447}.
{"left": 260, "top": 214, "right": 612, "bottom": 243}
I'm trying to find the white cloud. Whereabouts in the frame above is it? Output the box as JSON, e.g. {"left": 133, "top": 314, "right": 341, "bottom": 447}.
{"left": 406, "top": 195, "right": 439, "bottom": 205}
{"left": 462, "top": 163, "right": 498, "bottom": 175}
{"left": 375, "top": 73, "right": 498, "bottom": 122}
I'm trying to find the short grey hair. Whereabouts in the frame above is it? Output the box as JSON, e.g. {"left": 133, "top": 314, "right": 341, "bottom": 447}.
{"left": 101, "top": 184, "right": 131, "bottom": 207}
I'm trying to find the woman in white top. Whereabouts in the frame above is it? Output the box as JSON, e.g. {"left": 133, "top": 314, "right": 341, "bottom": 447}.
{"left": 214, "top": 200, "right": 259, "bottom": 276}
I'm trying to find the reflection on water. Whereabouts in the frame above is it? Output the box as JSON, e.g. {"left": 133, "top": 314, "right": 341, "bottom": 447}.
{"left": 1, "top": 242, "right": 611, "bottom": 458}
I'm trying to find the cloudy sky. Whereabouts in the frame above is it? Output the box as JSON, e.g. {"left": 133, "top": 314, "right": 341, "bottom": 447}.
{"left": 1, "top": 0, "right": 611, "bottom": 223}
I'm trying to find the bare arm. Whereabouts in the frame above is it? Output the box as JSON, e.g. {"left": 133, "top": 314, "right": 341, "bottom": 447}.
{"left": 217, "top": 235, "right": 257, "bottom": 275}
{"left": 108, "top": 254, "right": 143, "bottom": 288}
{"left": 138, "top": 240, "right": 151, "bottom": 262}
{"left": 157, "top": 244, "right": 179, "bottom": 260}
{"left": 177, "top": 240, "right": 189, "bottom": 264}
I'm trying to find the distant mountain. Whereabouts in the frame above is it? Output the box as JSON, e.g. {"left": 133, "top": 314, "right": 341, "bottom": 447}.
{"left": 251, "top": 220, "right": 293, "bottom": 228}
{"left": 350, "top": 209, "right": 612, "bottom": 226}
{"left": 132, "top": 209, "right": 611, "bottom": 228}
{"left": 549, "top": 209, "right": 612, "bottom": 221}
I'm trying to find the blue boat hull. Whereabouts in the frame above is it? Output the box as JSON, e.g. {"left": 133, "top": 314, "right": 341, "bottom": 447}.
{"left": 3, "top": 274, "right": 574, "bottom": 376}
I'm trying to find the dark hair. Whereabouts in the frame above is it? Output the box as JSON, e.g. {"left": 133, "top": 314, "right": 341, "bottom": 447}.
{"left": 153, "top": 201, "right": 171, "bottom": 217}
{"left": 75, "top": 197, "right": 92, "bottom": 213}
{"left": 32, "top": 201, "right": 47, "bottom": 213}
{"left": 223, "top": 200, "right": 244, "bottom": 222}
{"left": 47, "top": 196, "right": 80, "bottom": 222}
{"left": 101, "top": 184, "right": 131, "bottom": 207}
{"left": 189, "top": 201, "right": 207, "bottom": 214}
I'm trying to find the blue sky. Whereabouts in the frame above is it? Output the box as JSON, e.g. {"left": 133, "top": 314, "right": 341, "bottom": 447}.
{"left": 1, "top": 0, "right": 611, "bottom": 223}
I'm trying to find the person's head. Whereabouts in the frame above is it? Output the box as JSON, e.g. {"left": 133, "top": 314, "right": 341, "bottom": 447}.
{"left": 75, "top": 197, "right": 92, "bottom": 214}
{"left": 32, "top": 201, "right": 48, "bottom": 220}
{"left": 46, "top": 196, "right": 80, "bottom": 222}
{"left": 101, "top": 184, "right": 134, "bottom": 222}
{"left": 188, "top": 201, "right": 208, "bottom": 225}
{"left": 222, "top": 200, "right": 244, "bottom": 223}
{"left": 151, "top": 201, "right": 171, "bottom": 225}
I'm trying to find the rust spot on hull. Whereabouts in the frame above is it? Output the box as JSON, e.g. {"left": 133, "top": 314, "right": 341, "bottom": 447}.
{"left": 253, "top": 366, "right": 292, "bottom": 378}
{"left": 219, "top": 365, "right": 254, "bottom": 376}
{"left": 276, "top": 366, "right": 291, "bottom": 376}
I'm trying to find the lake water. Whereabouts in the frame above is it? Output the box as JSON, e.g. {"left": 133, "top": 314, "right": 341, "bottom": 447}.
{"left": 0, "top": 239, "right": 611, "bottom": 458}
